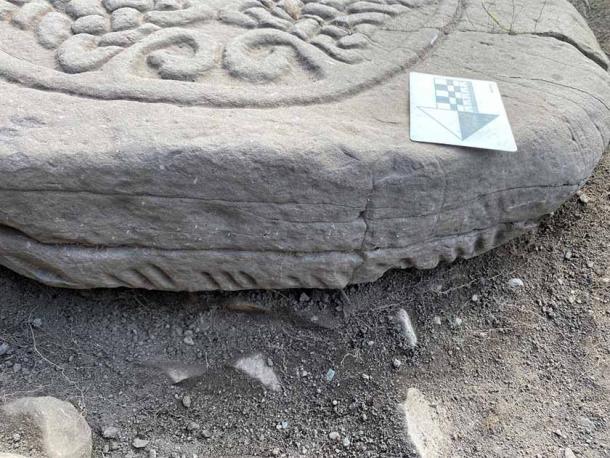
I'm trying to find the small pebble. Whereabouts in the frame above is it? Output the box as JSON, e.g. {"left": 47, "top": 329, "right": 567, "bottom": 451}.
{"left": 102, "top": 426, "right": 120, "bottom": 439}
{"left": 433, "top": 316, "right": 442, "bottom": 325}
{"left": 563, "top": 448, "right": 576, "bottom": 458}
{"left": 31, "top": 318, "right": 43, "bottom": 329}
{"left": 471, "top": 294, "right": 480, "bottom": 303}
{"left": 132, "top": 438, "right": 149, "bottom": 449}
{"left": 149, "top": 450, "right": 157, "bottom": 458}
{"left": 299, "top": 292, "right": 310, "bottom": 302}
{"left": 397, "top": 308, "right": 418, "bottom": 348}
{"left": 564, "top": 250, "right": 572, "bottom": 260}
{"left": 392, "top": 358, "right": 402, "bottom": 369}
{"left": 508, "top": 278, "right": 524, "bottom": 288}
{"left": 326, "top": 368, "right": 336, "bottom": 382}
{"left": 0, "top": 342, "right": 9, "bottom": 356}
{"left": 578, "top": 192, "right": 590, "bottom": 204}
{"left": 182, "top": 395, "right": 192, "bottom": 408}
{"left": 342, "top": 436, "right": 351, "bottom": 447}
{"left": 577, "top": 416, "right": 595, "bottom": 432}
{"left": 183, "top": 336, "right": 195, "bottom": 346}
{"left": 328, "top": 431, "right": 340, "bottom": 441}
{"left": 187, "top": 421, "right": 200, "bottom": 431}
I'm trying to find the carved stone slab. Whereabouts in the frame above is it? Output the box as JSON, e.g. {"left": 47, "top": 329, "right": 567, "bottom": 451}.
{"left": 0, "top": 0, "right": 608, "bottom": 290}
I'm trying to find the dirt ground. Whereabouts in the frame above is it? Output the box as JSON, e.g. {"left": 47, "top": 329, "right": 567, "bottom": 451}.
{"left": 1, "top": 2, "right": 609, "bottom": 457}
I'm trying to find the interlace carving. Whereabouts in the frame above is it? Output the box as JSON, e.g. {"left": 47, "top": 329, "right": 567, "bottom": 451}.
{"left": 0, "top": 0, "right": 457, "bottom": 105}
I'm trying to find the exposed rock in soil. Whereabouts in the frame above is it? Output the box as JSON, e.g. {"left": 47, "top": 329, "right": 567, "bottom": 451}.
{"left": 1, "top": 396, "right": 92, "bottom": 458}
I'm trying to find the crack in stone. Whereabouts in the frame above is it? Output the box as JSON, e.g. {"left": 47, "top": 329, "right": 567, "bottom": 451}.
{"left": 349, "top": 166, "right": 376, "bottom": 284}
{"left": 499, "top": 74, "right": 609, "bottom": 150}
{"left": 501, "top": 75, "right": 610, "bottom": 112}
{"left": 0, "top": 186, "right": 363, "bottom": 209}
{"left": 458, "top": 28, "right": 609, "bottom": 71}
{"left": 526, "top": 30, "right": 608, "bottom": 70}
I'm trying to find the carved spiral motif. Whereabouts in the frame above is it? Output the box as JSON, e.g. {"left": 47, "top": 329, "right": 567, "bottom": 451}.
{"left": 224, "top": 28, "right": 328, "bottom": 82}
{"left": 0, "top": 0, "right": 459, "bottom": 105}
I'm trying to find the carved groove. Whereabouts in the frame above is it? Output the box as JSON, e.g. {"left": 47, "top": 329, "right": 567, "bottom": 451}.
{"left": 0, "top": 220, "right": 534, "bottom": 291}
{"left": 105, "top": 272, "right": 130, "bottom": 287}
{"left": 200, "top": 271, "right": 222, "bottom": 290}
{"left": 310, "top": 274, "right": 330, "bottom": 289}
{"left": 0, "top": 0, "right": 460, "bottom": 106}
{"left": 221, "top": 271, "right": 241, "bottom": 289}
{"left": 144, "top": 264, "right": 178, "bottom": 289}
{"left": 286, "top": 274, "right": 302, "bottom": 286}
{"left": 125, "top": 267, "right": 157, "bottom": 289}
{"left": 236, "top": 270, "right": 258, "bottom": 288}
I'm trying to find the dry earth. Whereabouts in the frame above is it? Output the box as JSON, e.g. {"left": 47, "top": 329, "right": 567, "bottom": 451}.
{"left": 1, "top": 1, "right": 609, "bottom": 457}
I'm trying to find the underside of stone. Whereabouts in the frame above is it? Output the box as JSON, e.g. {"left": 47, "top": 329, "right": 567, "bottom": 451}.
{"left": 0, "top": 0, "right": 608, "bottom": 290}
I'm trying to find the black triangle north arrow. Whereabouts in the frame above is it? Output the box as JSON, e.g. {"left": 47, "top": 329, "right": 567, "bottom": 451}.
{"left": 419, "top": 107, "right": 499, "bottom": 141}
{"left": 457, "top": 111, "right": 499, "bottom": 140}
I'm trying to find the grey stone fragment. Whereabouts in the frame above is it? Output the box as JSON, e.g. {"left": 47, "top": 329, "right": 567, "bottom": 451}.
{"left": 397, "top": 309, "right": 418, "bottom": 349}
{"left": 234, "top": 353, "right": 281, "bottom": 391}
{"left": 0, "top": 0, "right": 608, "bottom": 291}
{"left": 186, "top": 421, "right": 199, "bottom": 431}
{"left": 509, "top": 278, "right": 525, "bottom": 288}
{"left": 563, "top": 448, "right": 576, "bottom": 458}
{"left": 1, "top": 396, "right": 92, "bottom": 458}
{"left": 181, "top": 395, "right": 191, "bottom": 408}
{"left": 401, "top": 388, "right": 447, "bottom": 457}
{"left": 577, "top": 416, "right": 596, "bottom": 432}
{"left": 132, "top": 438, "right": 149, "bottom": 449}
{"left": 102, "top": 425, "right": 120, "bottom": 439}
